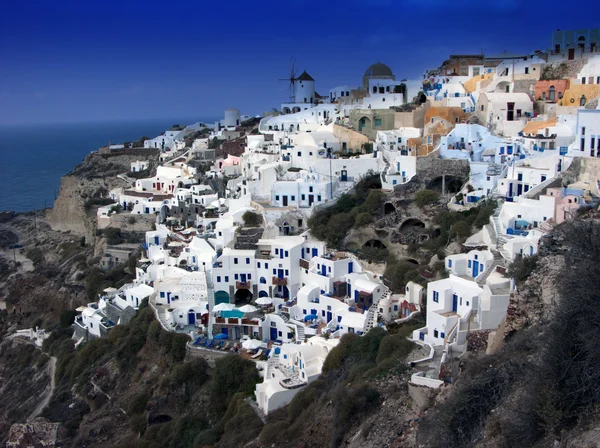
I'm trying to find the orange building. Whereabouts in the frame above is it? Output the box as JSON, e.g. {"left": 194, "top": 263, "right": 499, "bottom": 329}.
{"left": 534, "top": 80, "right": 570, "bottom": 102}
{"left": 425, "top": 107, "right": 468, "bottom": 125}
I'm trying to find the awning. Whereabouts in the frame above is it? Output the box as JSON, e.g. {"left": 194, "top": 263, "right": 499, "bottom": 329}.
{"left": 220, "top": 309, "right": 245, "bottom": 319}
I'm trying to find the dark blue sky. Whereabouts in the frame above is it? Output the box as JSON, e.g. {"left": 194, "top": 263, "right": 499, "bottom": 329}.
{"left": 1, "top": 0, "right": 598, "bottom": 125}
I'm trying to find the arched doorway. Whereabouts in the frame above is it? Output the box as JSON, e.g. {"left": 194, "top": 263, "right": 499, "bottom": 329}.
{"left": 188, "top": 309, "right": 196, "bottom": 325}
{"left": 259, "top": 277, "right": 267, "bottom": 284}
{"left": 234, "top": 288, "right": 253, "bottom": 305}
{"left": 282, "top": 107, "right": 291, "bottom": 114}
{"left": 358, "top": 116, "right": 372, "bottom": 133}
{"left": 214, "top": 290, "right": 230, "bottom": 305}
{"left": 549, "top": 85, "right": 556, "bottom": 101}
{"left": 362, "top": 239, "right": 387, "bottom": 250}
{"left": 258, "top": 290, "right": 269, "bottom": 298}
{"left": 400, "top": 218, "right": 426, "bottom": 231}
{"left": 384, "top": 202, "right": 396, "bottom": 214}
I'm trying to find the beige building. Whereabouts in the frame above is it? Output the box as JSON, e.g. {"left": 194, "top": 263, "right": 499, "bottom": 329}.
{"left": 333, "top": 124, "right": 370, "bottom": 154}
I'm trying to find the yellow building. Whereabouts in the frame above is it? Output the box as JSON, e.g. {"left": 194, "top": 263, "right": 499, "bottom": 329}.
{"left": 558, "top": 83, "right": 599, "bottom": 107}
{"left": 463, "top": 73, "right": 494, "bottom": 93}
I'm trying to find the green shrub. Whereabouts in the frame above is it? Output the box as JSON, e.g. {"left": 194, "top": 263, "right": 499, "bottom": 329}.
{"left": 26, "top": 248, "right": 44, "bottom": 266}
{"left": 59, "top": 310, "right": 77, "bottom": 328}
{"left": 170, "top": 333, "right": 190, "bottom": 363}
{"left": 128, "top": 391, "right": 151, "bottom": 415}
{"left": 507, "top": 254, "right": 539, "bottom": 283}
{"left": 354, "top": 212, "right": 372, "bottom": 227}
{"left": 415, "top": 189, "right": 439, "bottom": 208}
{"left": 211, "top": 355, "right": 261, "bottom": 413}
{"left": 242, "top": 211, "right": 262, "bottom": 227}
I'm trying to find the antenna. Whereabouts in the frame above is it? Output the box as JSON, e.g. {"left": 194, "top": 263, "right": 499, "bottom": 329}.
{"left": 278, "top": 58, "right": 298, "bottom": 102}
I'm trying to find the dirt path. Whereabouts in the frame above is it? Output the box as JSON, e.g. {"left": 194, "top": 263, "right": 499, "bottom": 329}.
{"left": 27, "top": 355, "right": 57, "bottom": 421}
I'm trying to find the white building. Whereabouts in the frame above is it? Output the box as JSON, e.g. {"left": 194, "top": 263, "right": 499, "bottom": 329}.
{"left": 476, "top": 92, "right": 533, "bottom": 137}
{"left": 131, "top": 160, "right": 149, "bottom": 172}
{"left": 568, "top": 109, "right": 600, "bottom": 157}
{"left": 255, "top": 337, "right": 339, "bottom": 415}
{"left": 445, "top": 249, "right": 494, "bottom": 280}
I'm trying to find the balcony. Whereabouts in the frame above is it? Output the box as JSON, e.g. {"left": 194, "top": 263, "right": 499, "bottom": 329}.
{"left": 299, "top": 259, "right": 310, "bottom": 270}
{"left": 256, "top": 250, "right": 272, "bottom": 260}
{"left": 236, "top": 281, "right": 251, "bottom": 290}
{"left": 272, "top": 277, "right": 288, "bottom": 286}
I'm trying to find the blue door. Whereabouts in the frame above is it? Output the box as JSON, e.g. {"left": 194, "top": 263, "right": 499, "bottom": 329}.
{"left": 240, "top": 273, "right": 247, "bottom": 282}
{"left": 508, "top": 183, "right": 513, "bottom": 197}
{"left": 321, "top": 265, "right": 327, "bottom": 276}
{"left": 419, "top": 332, "right": 425, "bottom": 341}
{"left": 530, "top": 246, "right": 534, "bottom": 255}
{"left": 452, "top": 294, "right": 458, "bottom": 312}
{"left": 517, "top": 184, "right": 522, "bottom": 196}
{"left": 311, "top": 309, "right": 317, "bottom": 315}
{"left": 280, "top": 249, "right": 284, "bottom": 259}
{"left": 277, "top": 269, "right": 284, "bottom": 279}
{"left": 188, "top": 311, "right": 195, "bottom": 325}
{"left": 348, "top": 284, "right": 351, "bottom": 297}
{"left": 327, "top": 311, "right": 332, "bottom": 322}
{"left": 167, "top": 292, "right": 171, "bottom": 304}
{"left": 312, "top": 248, "right": 318, "bottom": 257}
{"left": 270, "top": 327, "right": 278, "bottom": 341}
{"left": 473, "top": 261, "right": 479, "bottom": 277}
{"left": 348, "top": 262, "right": 353, "bottom": 273}
{"left": 154, "top": 236, "right": 159, "bottom": 245}
{"left": 222, "top": 328, "right": 228, "bottom": 337}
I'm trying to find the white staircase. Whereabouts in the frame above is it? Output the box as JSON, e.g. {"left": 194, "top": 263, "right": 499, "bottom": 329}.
{"left": 364, "top": 304, "right": 378, "bottom": 333}
{"left": 476, "top": 251, "right": 505, "bottom": 286}
{"left": 205, "top": 269, "right": 215, "bottom": 338}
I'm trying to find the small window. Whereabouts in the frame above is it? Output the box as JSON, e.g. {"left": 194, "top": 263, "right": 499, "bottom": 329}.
{"left": 433, "top": 291, "right": 439, "bottom": 303}
{"left": 217, "top": 276, "right": 221, "bottom": 282}
{"left": 234, "top": 274, "right": 238, "bottom": 280}
{"left": 246, "top": 258, "right": 250, "bottom": 264}
{"left": 225, "top": 276, "right": 229, "bottom": 282}
{"left": 234, "top": 258, "right": 238, "bottom": 264}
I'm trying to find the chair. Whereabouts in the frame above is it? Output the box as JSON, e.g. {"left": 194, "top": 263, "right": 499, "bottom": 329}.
{"left": 251, "top": 349, "right": 263, "bottom": 359}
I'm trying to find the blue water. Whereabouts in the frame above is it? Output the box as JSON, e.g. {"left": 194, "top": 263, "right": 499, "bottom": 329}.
{"left": 0, "top": 118, "right": 215, "bottom": 212}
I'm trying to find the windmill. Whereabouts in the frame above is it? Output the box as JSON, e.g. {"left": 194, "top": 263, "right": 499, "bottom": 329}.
{"left": 279, "top": 58, "right": 298, "bottom": 103}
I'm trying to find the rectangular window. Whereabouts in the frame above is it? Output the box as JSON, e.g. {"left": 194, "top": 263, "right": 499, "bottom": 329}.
{"left": 309, "top": 186, "right": 313, "bottom": 193}
{"left": 374, "top": 118, "right": 382, "bottom": 126}
{"left": 582, "top": 127, "right": 586, "bottom": 136}
{"left": 265, "top": 263, "right": 268, "bottom": 269}
{"left": 275, "top": 195, "right": 279, "bottom": 201}
{"left": 217, "top": 276, "right": 221, "bottom": 282}
{"left": 257, "top": 262, "right": 261, "bottom": 268}
{"left": 273, "top": 269, "right": 276, "bottom": 275}
{"left": 433, "top": 291, "right": 439, "bottom": 303}
{"left": 285, "top": 251, "right": 289, "bottom": 257}
{"left": 248, "top": 274, "right": 251, "bottom": 280}
{"left": 448, "top": 259, "right": 453, "bottom": 267}
{"left": 246, "top": 257, "right": 250, "bottom": 264}
{"left": 301, "top": 194, "right": 306, "bottom": 200}
{"left": 500, "top": 147, "right": 505, "bottom": 154}
{"left": 285, "top": 270, "right": 289, "bottom": 275}
{"left": 591, "top": 138, "right": 596, "bottom": 150}
{"left": 291, "top": 196, "right": 295, "bottom": 201}
{"left": 160, "top": 292, "right": 165, "bottom": 298}
{"left": 234, "top": 258, "right": 238, "bottom": 264}
{"left": 225, "top": 276, "right": 229, "bottom": 282}
{"left": 234, "top": 274, "right": 238, "bottom": 280}
{"left": 297, "top": 151, "right": 301, "bottom": 157}
{"left": 468, "top": 260, "right": 472, "bottom": 268}
{"left": 275, "top": 248, "right": 279, "bottom": 255}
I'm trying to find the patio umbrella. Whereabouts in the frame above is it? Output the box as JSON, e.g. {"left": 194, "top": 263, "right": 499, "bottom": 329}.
{"left": 238, "top": 304, "right": 258, "bottom": 313}
{"left": 255, "top": 297, "right": 273, "bottom": 306}
{"left": 214, "top": 333, "right": 228, "bottom": 340}
{"left": 242, "top": 339, "right": 262, "bottom": 350}
{"left": 212, "top": 303, "right": 235, "bottom": 312}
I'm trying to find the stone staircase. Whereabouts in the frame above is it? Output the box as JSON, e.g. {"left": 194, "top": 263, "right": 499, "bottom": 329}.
{"left": 295, "top": 324, "right": 305, "bottom": 342}
{"left": 266, "top": 351, "right": 280, "bottom": 379}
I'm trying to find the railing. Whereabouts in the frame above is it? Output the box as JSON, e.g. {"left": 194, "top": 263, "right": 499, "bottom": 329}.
{"left": 236, "top": 281, "right": 251, "bottom": 289}
{"left": 272, "top": 277, "right": 288, "bottom": 286}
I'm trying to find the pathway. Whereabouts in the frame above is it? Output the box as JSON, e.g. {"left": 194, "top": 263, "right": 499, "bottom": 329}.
{"left": 27, "top": 355, "right": 56, "bottom": 421}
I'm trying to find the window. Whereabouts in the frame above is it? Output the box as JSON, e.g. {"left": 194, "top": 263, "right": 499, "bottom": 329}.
{"left": 265, "top": 263, "right": 268, "bottom": 269}
{"left": 500, "top": 147, "right": 505, "bottom": 154}
{"left": 246, "top": 258, "right": 250, "bottom": 264}
{"left": 285, "top": 269, "right": 289, "bottom": 275}
{"left": 580, "top": 95, "right": 587, "bottom": 106}
{"left": 217, "top": 276, "right": 221, "bottom": 282}
{"left": 309, "top": 186, "right": 313, "bottom": 193}
{"left": 301, "top": 194, "right": 305, "bottom": 200}
{"left": 591, "top": 138, "right": 596, "bottom": 149}
{"left": 434, "top": 329, "right": 439, "bottom": 338}
{"left": 433, "top": 291, "right": 439, "bottom": 303}
{"left": 448, "top": 259, "right": 453, "bottom": 267}
{"left": 225, "top": 276, "right": 229, "bottom": 282}
{"left": 525, "top": 67, "right": 529, "bottom": 74}
{"left": 285, "top": 251, "right": 289, "bottom": 257}
{"left": 257, "top": 262, "right": 261, "bottom": 268}
{"left": 481, "top": 105, "right": 484, "bottom": 111}
{"left": 234, "top": 274, "right": 238, "bottom": 280}
{"left": 375, "top": 118, "right": 382, "bottom": 127}
{"left": 275, "top": 195, "right": 279, "bottom": 201}
{"left": 297, "top": 151, "right": 301, "bottom": 157}
{"left": 160, "top": 292, "right": 165, "bottom": 298}
{"left": 234, "top": 258, "right": 238, "bottom": 264}
{"left": 291, "top": 195, "right": 295, "bottom": 201}
{"left": 468, "top": 260, "right": 472, "bottom": 268}
{"left": 487, "top": 176, "right": 491, "bottom": 181}
{"left": 275, "top": 248, "right": 279, "bottom": 255}
{"left": 248, "top": 274, "right": 251, "bottom": 280}
{"left": 582, "top": 127, "right": 586, "bottom": 136}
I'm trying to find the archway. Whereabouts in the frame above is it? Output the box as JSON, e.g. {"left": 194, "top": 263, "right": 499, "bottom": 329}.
{"left": 234, "top": 288, "right": 253, "bottom": 305}
{"left": 258, "top": 290, "right": 269, "bottom": 298}
{"left": 358, "top": 116, "right": 372, "bottom": 133}
{"left": 400, "top": 218, "right": 425, "bottom": 231}
{"left": 292, "top": 107, "right": 301, "bottom": 113}
{"left": 214, "top": 290, "right": 230, "bottom": 305}
{"left": 426, "top": 175, "right": 465, "bottom": 194}
{"left": 419, "top": 93, "right": 427, "bottom": 104}
{"left": 384, "top": 202, "right": 396, "bottom": 214}
{"left": 363, "top": 239, "right": 387, "bottom": 250}
{"left": 282, "top": 107, "right": 291, "bottom": 114}
{"left": 549, "top": 85, "right": 556, "bottom": 101}
{"left": 260, "top": 277, "right": 267, "bottom": 284}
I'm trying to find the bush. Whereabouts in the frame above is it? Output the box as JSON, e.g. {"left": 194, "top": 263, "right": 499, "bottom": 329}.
{"left": 170, "top": 333, "right": 190, "bottom": 363}
{"left": 170, "top": 358, "right": 209, "bottom": 388}
{"left": 211, "top": 355, "right": 261, "bottom": 413}
{"left": 128, "top": 391, "right": 151, "bottom": 415}
{"left": 26, "top": 248, "right": 44, "bottom": 267}
{"left": 242, "top": 211, "right": 262, "bottom": 227}
{"left": 60, "top": 310, "right": 76, "bottom": 328}
{"left": 354, "top": 212, "right": 372, "bottom": 228}
{"left": 507, "top": 254, "right": 539, "bottom": 283}
{"left": 415, "top": 189, "right": 439, "bottom": 208}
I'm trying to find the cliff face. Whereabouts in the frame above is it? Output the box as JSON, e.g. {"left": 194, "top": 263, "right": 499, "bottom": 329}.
{"left": 47, "top": 175, "right": 97, "bottom": 241}
{"left": 47, "top": 150, "right": 160, "bottom": 244}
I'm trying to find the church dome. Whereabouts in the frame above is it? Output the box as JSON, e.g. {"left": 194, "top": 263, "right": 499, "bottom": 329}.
{"left": 364, "top": 62, "right": 393, "bottom": 77}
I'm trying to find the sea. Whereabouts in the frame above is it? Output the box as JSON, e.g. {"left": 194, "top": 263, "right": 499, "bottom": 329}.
{"left": 0, "top": 118, "right": 216, "bottom": 212}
